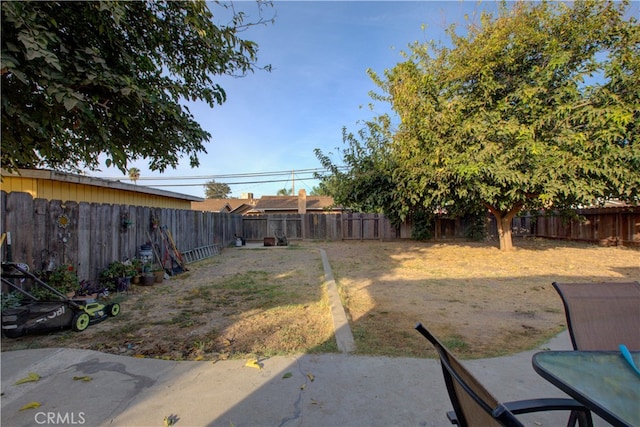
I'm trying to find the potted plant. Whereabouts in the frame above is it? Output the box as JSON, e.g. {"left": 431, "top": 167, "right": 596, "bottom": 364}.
{"left": 32, "top": 264, "right": 81, "bottom": 299}
{"left": 151, "top": 264, "right": 165, "bottom": 283}
{"left": 130, "top": 259, "right": 143, "bottom": 284}
{"left": 100, "top": 260, "right": 136, "bottom": 292}
{"left": 142, "top": 261, "right": 153, "bottom": 273}
{"left": 138, "top": 261, "right": 155, "bottom": 286}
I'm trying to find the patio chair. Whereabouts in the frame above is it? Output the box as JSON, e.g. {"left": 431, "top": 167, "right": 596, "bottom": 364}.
{"left": 415, "top": 322, "right": 593, "bottom": 427}
{"left": 552, "top": 281, "right": 640, "bottom": 351}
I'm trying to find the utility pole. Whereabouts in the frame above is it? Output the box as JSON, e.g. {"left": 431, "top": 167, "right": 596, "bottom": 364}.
{"left": 291, "top": 170, "right": 295, "bottom": 195}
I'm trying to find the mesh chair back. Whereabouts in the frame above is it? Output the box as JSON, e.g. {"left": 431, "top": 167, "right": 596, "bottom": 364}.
{"left": 552, "top": 282, "right": 640, "bottom": 351}
{"left": 415, "top": 323, "right": 522, "bottom": 427}
{"left": 447, "top": 356, "right": 510, "bottom": 427}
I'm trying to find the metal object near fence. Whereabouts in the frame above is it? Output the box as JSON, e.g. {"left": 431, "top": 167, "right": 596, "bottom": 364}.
{"left": 181, "top": 245, "right": 220, "bottom": 264}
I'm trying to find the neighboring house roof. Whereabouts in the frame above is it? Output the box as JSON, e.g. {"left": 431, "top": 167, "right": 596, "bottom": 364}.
{"left": 249, "top": 195, "right": 339, "bottom": 213}
{"left": 192, "top": 198, "right": 257, "bottom": 214}
{"left": 192, "top": 199, "right": 233, "bottom": 213}
{"left": 230, "top": 202, "right": 256, "bottom": 215}
{"left": 193, "top": 192, "right": 340, "bottom": 215}
{"left": 602, "top": 200, "right": 635, "bottom": 208}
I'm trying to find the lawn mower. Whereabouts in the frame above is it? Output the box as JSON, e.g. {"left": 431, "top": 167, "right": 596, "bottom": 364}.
{"left": 1, "top": 262, "right": 120, "bottom": 338}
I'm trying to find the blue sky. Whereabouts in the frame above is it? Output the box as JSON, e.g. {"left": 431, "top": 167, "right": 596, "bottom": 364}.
{"left": 89, "top": 1, "right": 499, "bottom": 198}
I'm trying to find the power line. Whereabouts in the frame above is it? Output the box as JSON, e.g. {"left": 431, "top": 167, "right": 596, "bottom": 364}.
{"left": 98, "top": 167, "right": 345, "bottom": 181}
{"left": 140, "top": 177, "right": 320, "bottom": 187}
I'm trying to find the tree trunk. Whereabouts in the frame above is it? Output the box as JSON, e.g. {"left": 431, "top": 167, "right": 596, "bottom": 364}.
{"left": 486, "top": 203, "right": 524, "bottom": 251}
{"left": 496, "top": 215, "right": 514, "bottom": 251}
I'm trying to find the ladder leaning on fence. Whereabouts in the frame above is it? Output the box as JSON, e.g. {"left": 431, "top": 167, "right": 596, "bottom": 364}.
{"left": 181, "top": 244, "right": 221, "bottom": 264}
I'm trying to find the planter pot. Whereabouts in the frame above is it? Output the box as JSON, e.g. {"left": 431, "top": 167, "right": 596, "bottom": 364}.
{"left": 153, "top": 270, "right": 164, "bottom": 283}
{"left": 132, "top": 275, "right": 141, "bottom": 285}
{"left": 140, "top": 273, "right": 155, "bottom": 286}
{"left": 116, "top": 277, "right": 131, "bottom": 292}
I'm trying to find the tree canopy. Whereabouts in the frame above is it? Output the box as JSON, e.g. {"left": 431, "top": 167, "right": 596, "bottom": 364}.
{"left": 277, "top": 188, "right": 293, "bottom": 196}
{"left": 315, "top": 120, "right": 398, "bottom": 218}
{"left": 204, "top": 179, "right": 231, "bottom": 199}
{"left": 1, "top": 0, "right": 271, "bottom": 173}
{"left": 128, "top": 167, "right": 140, "bottom": 184}
{"left": 317, "top": 0, "right": 639, "bottom": 251}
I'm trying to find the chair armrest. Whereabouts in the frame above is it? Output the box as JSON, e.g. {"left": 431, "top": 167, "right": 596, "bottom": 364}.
{"left": 504, "top": 397, "right": 587, "bottom": 413}
{"left": 504, "top": 398, "right": 593, "bottom": 427}
{"left": 446, "top": 399, "right": 592, "bottom": 427}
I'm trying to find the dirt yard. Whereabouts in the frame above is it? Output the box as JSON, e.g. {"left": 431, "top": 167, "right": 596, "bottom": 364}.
{"left": 2, "top": 239, "right": 638, "bottom": 360}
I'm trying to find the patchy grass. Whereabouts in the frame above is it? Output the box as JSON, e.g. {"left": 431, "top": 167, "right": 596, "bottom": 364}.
{"left": 1, "top": 244, "right": 337, "bottom": 360}
{"left": 2, "top": 239, "right": 637, "bottom": 360}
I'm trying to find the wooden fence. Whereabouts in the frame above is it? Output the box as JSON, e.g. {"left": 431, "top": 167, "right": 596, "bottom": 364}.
{"left": 2, "top": 190, "right": 637, "bottom": 284}
{"left": 241, "top": 213, "right": 396, "bottom": 241}
{"left": 531, "top": 207, "right": 640, "bottom": 246}
{"left": 1, "top": 191, "right": 242, "bottom": 283}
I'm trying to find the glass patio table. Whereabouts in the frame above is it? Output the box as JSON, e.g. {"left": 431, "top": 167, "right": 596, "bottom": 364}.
{"left": 532, "top": 350, "right": 640, "bottom": 427}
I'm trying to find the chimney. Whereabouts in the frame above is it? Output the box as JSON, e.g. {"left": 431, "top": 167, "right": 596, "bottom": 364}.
{"left": 298, "top": 189, "right": 307, "bottom": 214}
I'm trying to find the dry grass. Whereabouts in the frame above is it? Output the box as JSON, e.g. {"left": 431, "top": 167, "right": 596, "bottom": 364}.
{"left": 2, "top": 239, "right": 638, "bottom": 360}
{"left": 324, "top": 238, "right": 639, "bottom": 358}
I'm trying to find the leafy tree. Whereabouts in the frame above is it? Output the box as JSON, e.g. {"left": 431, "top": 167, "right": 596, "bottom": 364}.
{"left": 308, "top": 184, "right": 331, "bottom": 196}
{"left": 315, "top": 120, "right": 401, "bottom": 221}
{"left": 204, "top": 179, "right": 231, "bottom": 199}
{"left": 277, "top": 188, "right": 293, "bottom": 196}
{"left": 316, "top": 120, "right": 487, "bottom": 237}
{"left": 128, "top": 167, "right": 140, "bottom": 184}
{"left": 1, "top": 1, "right": 272, "bottom": 173}
{"left": 308, "top": 185, "right": 323, "bottom": 196}
{"left": 321, "top": 0, "right": 639, "bottom": 251}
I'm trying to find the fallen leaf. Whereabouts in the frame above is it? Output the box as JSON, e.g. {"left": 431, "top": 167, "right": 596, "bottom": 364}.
{"left": 245, "top": 359, "right": 262, "bottom": 370}
{"left": 15, "top": 372, "right": 40, "bottom": 385}
{"left": 19, "top": 401, "right": 41, "bottom": 411}
{"left": 282, "top": 372, "right": 293, "bottom": 379}
{"left": 164, "top": 414, "right": 178, "bottom": 426}
{"left": 73, "top": 376, "right": 93, "bottom": 382}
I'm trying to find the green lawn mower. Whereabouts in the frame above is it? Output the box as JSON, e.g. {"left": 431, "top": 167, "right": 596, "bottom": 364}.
{"left": 1, "top": 263, "right": 120, "bottom": 338}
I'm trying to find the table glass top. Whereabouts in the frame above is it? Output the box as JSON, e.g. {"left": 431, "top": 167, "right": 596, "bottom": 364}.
{"left": 533, "top": 351, "right": 640, "bottom": 426}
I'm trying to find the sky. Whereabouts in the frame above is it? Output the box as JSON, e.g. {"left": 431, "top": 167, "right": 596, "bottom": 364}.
{"left": 87, "top": 1, "right": 501, "bottom": 199}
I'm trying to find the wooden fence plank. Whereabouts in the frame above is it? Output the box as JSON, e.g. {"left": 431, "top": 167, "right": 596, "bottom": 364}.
{"left": 0, "top": 192, "right": 5, "bottom": 245}
{"left": 64, "top": 201, "right": 79, "bottom": 267}
{"left": 33, "top": 198, "right": 48, "bottom": 270}
{"left": 48, "top": 200, "right": 64, "bottom": 266}
{"left": 77, "top": 202, "right": 91, "bottom": 280}
{"left": 89, "top": 203, "right": 101, "bottom": 280}
{"left": 6, "top": 193, "right": 34, "bottom": 265}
